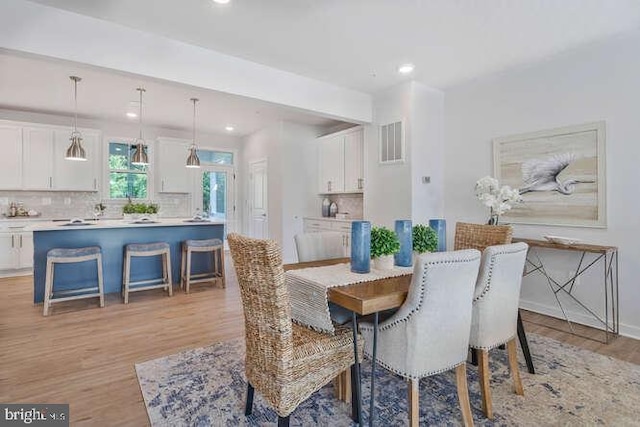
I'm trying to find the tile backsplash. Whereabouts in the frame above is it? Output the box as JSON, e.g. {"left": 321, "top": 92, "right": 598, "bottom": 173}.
{"left": 0, "top": 191, "right": 191, "bottom": 219}
{"left": 319, "top": 194, "right": 363, "bottom": 219}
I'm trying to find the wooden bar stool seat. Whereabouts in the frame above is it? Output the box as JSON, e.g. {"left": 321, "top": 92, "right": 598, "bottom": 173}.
{"left": 123, "top": 242, "right": 173, "bottom": 304}
{"left": 181, "top": 238, "right": 225, "bottom": 293}
{"left": 43, "top": 246, "right": 104, "bottom": 316}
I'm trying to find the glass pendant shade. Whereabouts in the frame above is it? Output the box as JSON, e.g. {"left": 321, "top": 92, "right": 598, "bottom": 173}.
{"left": 66, "top": 76, "right": 87, "bottom": 161}
{"left": 131, "top": 142, "right": 148, "bottom": 165}
{"left": 65, "top": 132, "right": 87, "bottom": 161}
{"left": 131, "top": 87, "right": 149, "bottom": 165}
{"left": 186, "top": 98, "right": 201, "bottom": 168}
{"left": 186, "top": 146, "right": 200, "bottom": 168}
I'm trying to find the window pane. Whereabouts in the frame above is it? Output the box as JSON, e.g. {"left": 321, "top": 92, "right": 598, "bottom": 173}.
{"left": 109, "top": 143, "right": 130, "bottom": 170}
{"left": 199, "top": 150, "right": 233, "bottom": 165}
{"left": 110, "top": 172, "right": 130, "bottom": 198}
{"left": 131, "top": 173, "right": 148, "bottom": 199}
{"left": 109, "top": 141, "right": 148, "bottom": 198}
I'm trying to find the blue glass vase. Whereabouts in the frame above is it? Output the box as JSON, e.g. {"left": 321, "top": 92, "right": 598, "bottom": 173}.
{"left": 394, "top": 219, "right": 412, "bottom": 267}
{"left": 350, "top": 221, "right": 371, "bottom": 274}
{"left": 429, "top": 219, "right": 447, "bottom": 252}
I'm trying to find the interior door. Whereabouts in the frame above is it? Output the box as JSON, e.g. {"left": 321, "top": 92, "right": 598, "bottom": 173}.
{"left": 195, "top": 165, "right": 236, "bottom": 238}
{"left": 249, "top": 159, "right": 268, "bottom": 239}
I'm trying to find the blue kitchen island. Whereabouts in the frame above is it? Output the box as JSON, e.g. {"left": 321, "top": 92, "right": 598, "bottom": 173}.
{"left": 30, "top": 219, "right": 225, "bottom": 303}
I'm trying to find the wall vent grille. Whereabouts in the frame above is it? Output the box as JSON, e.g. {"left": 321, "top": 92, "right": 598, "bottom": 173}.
{"left": 379, "top": 121, "right": 404, "bottom": 163}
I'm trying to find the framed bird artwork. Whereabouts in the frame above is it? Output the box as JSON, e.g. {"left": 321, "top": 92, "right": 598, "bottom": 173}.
{"left": 493, "top": 121, "right": 606, "bottom": 227}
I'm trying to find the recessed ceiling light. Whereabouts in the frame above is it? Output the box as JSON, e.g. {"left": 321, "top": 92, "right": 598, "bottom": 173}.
{"left": 212, "top": 0, "right": 230, "bottom": 4}
{"left": 397, "top": 63, "right": 415, "bottom": 74}
{"left": 126, "top": 112, "right": 137, "bottom": 118}
{"left": 225, "top": 125, "right": 235, "bottom": 132}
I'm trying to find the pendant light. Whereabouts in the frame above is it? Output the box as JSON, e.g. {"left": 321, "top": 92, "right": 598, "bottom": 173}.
{"left": 131, "top": 87, "right": 148, "bottom": 166}
{"left": 186, "top": 97, "right": 201, "bottom": 168}
{"left": 65, "top": 76, "right": 87, "bottom": 161}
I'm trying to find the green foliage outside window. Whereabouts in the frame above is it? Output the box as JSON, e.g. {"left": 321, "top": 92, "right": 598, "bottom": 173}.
{"left": 109, "top": 142, "right": 148, "bottom": 199}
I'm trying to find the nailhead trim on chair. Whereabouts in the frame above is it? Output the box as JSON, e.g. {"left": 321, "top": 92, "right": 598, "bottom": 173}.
{"left": 469, "top": 333, "right": 517, "bottom": 351}
{"left": 473, "top": 244, "right": 528, "bottom": 303}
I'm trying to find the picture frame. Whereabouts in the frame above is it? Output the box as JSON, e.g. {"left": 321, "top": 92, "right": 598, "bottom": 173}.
{"left": 493, "top": 121, "right": 606, "bottom": 227}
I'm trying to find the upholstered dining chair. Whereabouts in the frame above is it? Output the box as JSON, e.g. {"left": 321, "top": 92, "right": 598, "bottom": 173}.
{"left": 454, "top": 222, "right": 535, "bottom": 375}
{"left": 469, "top": 242, "right": 529, "bottom": 419}
{"left": 359, "top": 249, "right": 482, "bottom": 427}
{"left": 227, "top": 233, "right": 363, "bottom": 427}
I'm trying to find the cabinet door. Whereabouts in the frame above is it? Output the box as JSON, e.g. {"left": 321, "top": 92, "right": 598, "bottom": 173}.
{"left": 18, "top": 232, "right": 34, "bottom": 269}
{"left": 344, "top": 129, "right": 364, "bottom": 192}
{"left": 53, "top": 129, "right": 100, "bottom": 191}
{"left": 157, "top": 140, "right": 192, "bottom": 193}
{"left": 318, "top": 135, "right": 344, "bottom": 193}
{"left": 0, "top": 234, "right": 17, "bottom": 270}
{"left": 23, "top": 127, "right": 54, "bottom": 190}
{"left": 0, "top": 125, "right": 23, "bottom": 190}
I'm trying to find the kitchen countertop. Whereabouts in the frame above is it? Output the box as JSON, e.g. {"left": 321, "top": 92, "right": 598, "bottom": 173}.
{"left": 304, "top": 216, "right": 362, "bottom": 223}
{"left": 27, "top": 218, "right": 225, "bottom": 231}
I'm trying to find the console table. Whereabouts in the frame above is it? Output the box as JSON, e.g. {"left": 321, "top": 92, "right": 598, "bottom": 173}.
{"left": 513, "top": 238, "right": 618, "bottom": 343}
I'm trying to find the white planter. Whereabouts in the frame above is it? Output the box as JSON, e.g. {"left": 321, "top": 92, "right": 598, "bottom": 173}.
{"left": 123, "top": 213, "right": 158, "bottom": 221}
{"left": 372, "top": 254, "right": 395, "bottom": 270}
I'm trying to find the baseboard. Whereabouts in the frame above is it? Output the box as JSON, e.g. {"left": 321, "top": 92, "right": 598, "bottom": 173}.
{"left": 520, "top": 299, "right": 640, "bottom": 340}
{"left": 0, "top": 268, "right": 32, "bottom": 279}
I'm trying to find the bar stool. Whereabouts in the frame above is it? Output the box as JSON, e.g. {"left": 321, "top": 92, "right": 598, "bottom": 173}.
{"left": 181, "top": 238, "right": 225, "bottom": 293}
{"left": 123, "top": 242, "right": 173, "bottom": 304}
{"left": 43, "top": 246, "right": 104, "bottom": 316}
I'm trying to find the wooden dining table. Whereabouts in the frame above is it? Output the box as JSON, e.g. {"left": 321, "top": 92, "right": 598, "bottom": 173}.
{"left": 284, "top": 256, "right": 536, "bottom": 426}
{"left": 284, "top": 257, "right": 411, "bottom": 426}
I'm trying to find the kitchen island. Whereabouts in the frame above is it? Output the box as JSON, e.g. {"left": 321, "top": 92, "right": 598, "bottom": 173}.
{"left": 30, "top": 219, "right": 225, "bottom": 303}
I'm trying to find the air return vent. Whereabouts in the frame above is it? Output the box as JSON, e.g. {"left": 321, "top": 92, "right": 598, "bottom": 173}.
{"left": 379, "top": 121, "right": 404, "bottom": 163}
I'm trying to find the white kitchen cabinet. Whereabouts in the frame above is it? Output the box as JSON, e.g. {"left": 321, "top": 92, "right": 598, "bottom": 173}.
{"left": 53, "top": 129, "right": 100, "bottom": 191}
{"left": 317, "top": 127, "right": 363, "bottom": 194}
{"left": 23, "top": 127, "right": 55, "bottom": 190}
{"left": 0, "top": 229, "right": 33, "bottom": 273}
{"left": 303, "top": 218, "right": 353, "bottom": 257}
{"left": 0, "top": 125, "right": 23, "bottom": 190}
{"left": 156, "top": 138, "right": 192, "bottom": 193}
{"left": 344, "top": 129, "right": 364, "bottom": 192}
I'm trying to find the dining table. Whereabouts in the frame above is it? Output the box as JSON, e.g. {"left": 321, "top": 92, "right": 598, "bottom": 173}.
{"left": 284, "top": 256, "right": 536, "bottom": 426}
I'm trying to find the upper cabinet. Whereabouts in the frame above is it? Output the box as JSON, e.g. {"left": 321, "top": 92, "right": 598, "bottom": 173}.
{"left": 317, "top": 126, "right": 364, "bottom": 194}
{"left": 0, "top": 121, "right": 101, "bottom": 192}
{"left": 156, "top": 138, "right": 193, "bottom": 193}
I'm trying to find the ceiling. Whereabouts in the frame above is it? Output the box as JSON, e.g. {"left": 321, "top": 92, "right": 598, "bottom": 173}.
{"left": 27, "top": 0, "right": 640, "bottom": 93}
{"left": 0, "top": 51, "right": 346, "bottom": 136}
{"left": 3, "top": 1, "right": 640, "bottom": 136}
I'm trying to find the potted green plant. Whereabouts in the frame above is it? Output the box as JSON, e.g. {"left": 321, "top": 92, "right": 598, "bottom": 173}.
{"left": 370, "top": 226, "right": 400, "bottom": 269}
{"left": 412, "top": 224, "right": 438, "bottom": 261}
{"left": 123, "top": 202, "right": 159, "bottom": 221}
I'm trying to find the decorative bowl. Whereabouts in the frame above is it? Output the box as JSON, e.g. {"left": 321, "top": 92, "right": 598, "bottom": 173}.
{"left": 544, "top": 235, "right": 580, "bottom": 245}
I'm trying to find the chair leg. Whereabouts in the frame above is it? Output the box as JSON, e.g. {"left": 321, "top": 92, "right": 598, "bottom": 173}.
{"left": 408, "top": 378, "right": 420, "bottom": 427}
{"left": 180, "top": 245, "right": 186, "bottom": 289}
{"left": 333, "top": 374, "right": 343, "bottom": 401}
{"left": 43, "top": 259, "right": 54, "bottom": 316}
{"left": 455, "top": 364, "right": 474, "bottom": 427}
{"left": 185, "top": 249, "right": 192, "bottom": 294}
{"left": 164, "top": 250, "right": 173, "bottom": 297}
{"left": 342, "top": 369, "right": 351, "bottom": 404}
{"left": 350, "top": 362, "right": 361, "bottom": 423}
{"left": 218, "top": 246, "right": 226, "bottom": 288}
{"left": 507, "top": 338, "right": 524, "bottom": 395}
{"left": 244, "top": 383, "right": 254, "bottom": 416}
{"left": 96, "top": 253, "right": 105, "bottom": 308}
{"left": 517, "top": 311, "right": 535, "bottom": 374}
{"left": 123, "top": 253, "right": 131, "bottom": 304}
{"left": 277, "top": 416, "right": 290, "bottom": 427}
{"left": 478, "top": 349, "right": 493, "bottom": 419}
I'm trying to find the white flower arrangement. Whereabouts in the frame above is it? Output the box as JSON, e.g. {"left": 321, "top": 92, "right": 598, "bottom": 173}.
{"left": 475, "top": 176, "right": 523, "bottom": 223}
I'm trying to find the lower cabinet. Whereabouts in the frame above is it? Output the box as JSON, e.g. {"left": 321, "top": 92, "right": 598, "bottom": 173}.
{"left": 303, "top": 218, "right": 353, "bottom": 257}
{"left": 0, "top": 230, "right": 33, "bottom": 274}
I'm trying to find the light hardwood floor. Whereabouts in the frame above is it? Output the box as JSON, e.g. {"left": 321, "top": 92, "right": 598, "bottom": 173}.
{"left": 1, "top": 257, "right": 638, "bottom": 426}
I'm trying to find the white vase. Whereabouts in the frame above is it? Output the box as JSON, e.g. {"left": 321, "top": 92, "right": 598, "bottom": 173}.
{"left": 373, "top": 254, "right": 395, "bottom": 270}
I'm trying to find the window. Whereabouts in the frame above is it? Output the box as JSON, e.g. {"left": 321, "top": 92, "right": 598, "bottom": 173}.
{"left": 198, "top": 150, "right": 233, "bottom": 165}
{"left": 108, "top": 142, "right": 148, "bottom": 199}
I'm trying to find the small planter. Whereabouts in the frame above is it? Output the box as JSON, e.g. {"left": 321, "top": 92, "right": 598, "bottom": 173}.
{"left": 413, "top": 251, "right": 430, "bottom": 265}
{"left": 372, "top": 254, "right": 395, "bottom": 270}
{"left": 123, "top": 213, "right": 158, "bottom": 221}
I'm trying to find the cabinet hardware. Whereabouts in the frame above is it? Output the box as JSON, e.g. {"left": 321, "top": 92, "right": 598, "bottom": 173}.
{"left": 49, "top": 176, "right": 52, "bottom": 188}
{"left": 162, "top": 180, "right": 165, "bottom": 191}
{"left": 11, "top": 235, "right": 15, "bottom": 248}
{"left": 357, "top": 178, "right": 363, "bottom": 189}
{"left": 19, "top": 235, "right": 23, "bottom": 248}
{"left": 93, "top": 178, "right": 97, "bottom": 189}
{"left": 328, "top": 181, "right": 332, "bottom": 192}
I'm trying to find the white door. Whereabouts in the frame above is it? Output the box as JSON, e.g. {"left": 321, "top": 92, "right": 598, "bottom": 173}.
{"left": 194, "top": 165, "right": 236, "bottom": 238}
{"left": 248, "top": 160, "right": 268, "bottom": 239}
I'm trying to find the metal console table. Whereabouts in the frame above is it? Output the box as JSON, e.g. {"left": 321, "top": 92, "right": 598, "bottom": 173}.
{"left": 513, "top": 238, "right": 618, "bottom": 343}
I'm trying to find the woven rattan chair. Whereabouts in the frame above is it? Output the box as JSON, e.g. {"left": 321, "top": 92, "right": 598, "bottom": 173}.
{"left": 228, "top": 233, "right": 363, "bottom": 427}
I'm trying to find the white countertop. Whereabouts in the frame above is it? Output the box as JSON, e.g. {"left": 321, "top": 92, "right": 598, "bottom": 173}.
{"left": 26, "top": 218, "right": 225, "bottom": 231}
{"left": 304, "top": 216, "right": 362, "bottom": 223}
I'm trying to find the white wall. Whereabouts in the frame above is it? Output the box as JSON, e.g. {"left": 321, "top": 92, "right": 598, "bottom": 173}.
{"left": 364, "top": 81, "right": 445, "bottom": 228}
{"left": 444, "top": 31, "right": 640, "bottom": 338}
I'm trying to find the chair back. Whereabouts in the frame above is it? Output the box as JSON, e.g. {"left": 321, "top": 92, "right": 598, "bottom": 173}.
{"left": 454, "top": 222, "right": 513, "bottom": 252}
{"left": 227, "top": 233, "right": 293, "bottom": 385}
{"left": 294, "top": 231, "right": 344, "bottom": 262}
{"left": 382, "top": 249, "right": 481, "bottom": 377}
{"left": 469, "top": 242, "right": 528, "bottom": 348}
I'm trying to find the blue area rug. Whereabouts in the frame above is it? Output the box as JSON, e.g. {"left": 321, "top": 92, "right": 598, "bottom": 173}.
{"left": 136, "top": 333, "right": 640, "bottom": 426}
